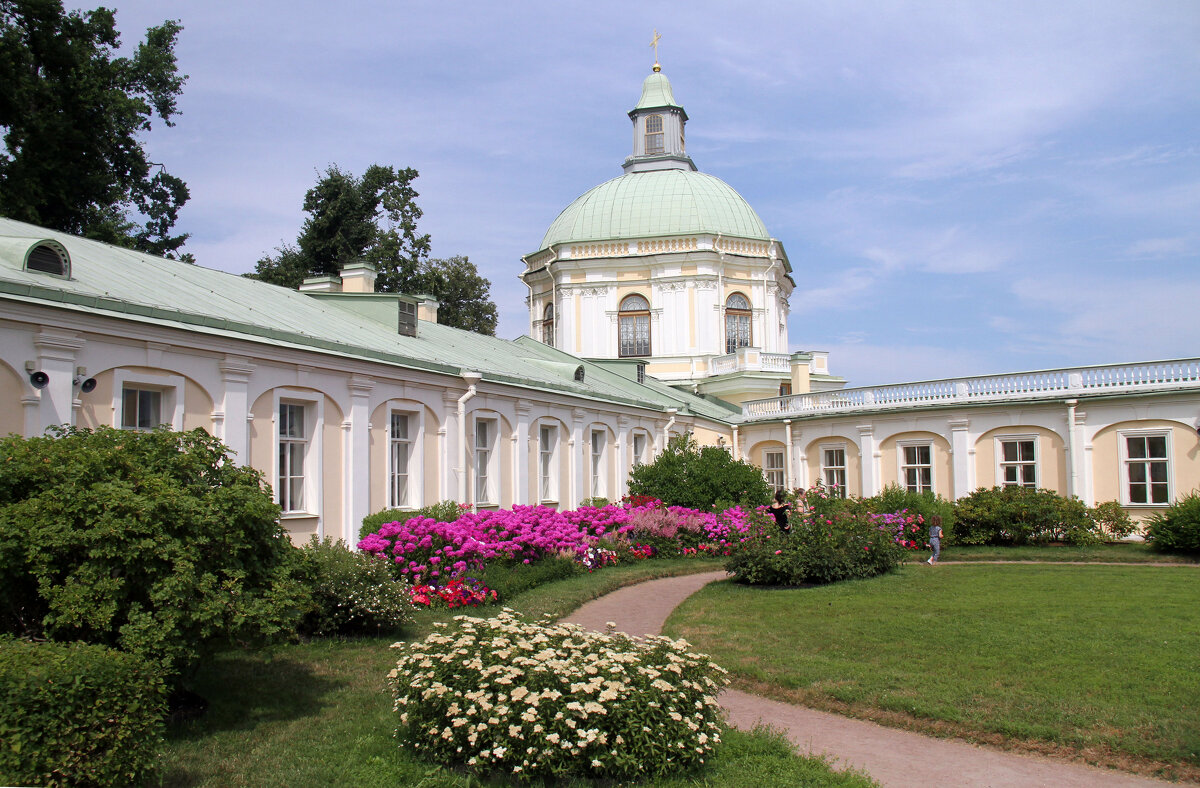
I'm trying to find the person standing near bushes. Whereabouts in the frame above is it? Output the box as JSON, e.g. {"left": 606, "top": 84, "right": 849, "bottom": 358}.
{"left": 768, "top": 489, "right": 791, "bottom": 534}
{"left": 926, "top": 515, "right": 943, "bottom": 564}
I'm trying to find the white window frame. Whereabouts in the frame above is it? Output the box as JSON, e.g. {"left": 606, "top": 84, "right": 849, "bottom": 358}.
{"left": 474, "top": 416, "right": 498, "bottom": 506}
{"left": 763, "top": 448, "right": 785, "bottom": 493}
{"left": 538, "top": 422, "right": 558, "bottom": 503}
{"left": 631, "top": 431, "right": 648, "bottom": 468}
{"left": 898, "top": 441, "right": 934, "bottom": 494}
{"left": 112, "top": 370, "right": 184, "bottom": 431}
{"left": 273, "top": 390, "right": 322, "bottom": 519}
{"left": 644, "top": 113, "right": 664, "bottom": 154}
{"left": 995, "top": 434, "right": 1038, "bottom": 489}
{"left": 1118, "top": 429, "right": 1172, "bottom": 507}
{"left": 590, "top": 429, "right": 607, "bottom": 500}
{"left": 820, "top": 444, "right": 847, "bottom": 499}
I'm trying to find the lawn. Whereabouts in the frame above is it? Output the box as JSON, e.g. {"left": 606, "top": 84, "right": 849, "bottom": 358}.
{"left": 912, "top": 542, "right": 1199, "bottom": 563}
{"left": 665, "top": 563, "right": 1200, "bottom": 781}
{"left": 161, "top": 557, "right": 875, "bottom": 788}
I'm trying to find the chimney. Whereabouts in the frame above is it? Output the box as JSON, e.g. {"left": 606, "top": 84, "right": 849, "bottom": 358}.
{"left": 415, "top": 294, "right": 440, "bottom": 322}
{"left": 789, "top": 351, "right": 812, "bottom": 394}
{"left": 339, "top": 261, "right": 377, "bottom": 293}
{"left": 299, "top": 275, "right": 342, "bottom": 292}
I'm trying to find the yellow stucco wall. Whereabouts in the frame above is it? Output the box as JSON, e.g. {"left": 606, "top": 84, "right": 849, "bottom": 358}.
{"left": 618, "top": 269, "right": 650, "bottom": 281}
{"left": 692, "top": 425, "right": 732, "bottom": 447}
{"left": 0, "top": 363, "right": 22, "bottom": 436}
{"left": 879, "top": 431, "right": 953, "bottom": 497}
{"left": 804, "top": 436, "right": 862, "bottom": 498}
{"left": 1091, "top": 419, "right": 1200, "bottom": 511}
{"left": 974, "top": 426, "right": 1067, "bottom": 494}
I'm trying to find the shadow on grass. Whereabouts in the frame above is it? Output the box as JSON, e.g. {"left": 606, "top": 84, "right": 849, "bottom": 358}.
{"left": 166, "top": 650, "right": 344, "bottom": 742}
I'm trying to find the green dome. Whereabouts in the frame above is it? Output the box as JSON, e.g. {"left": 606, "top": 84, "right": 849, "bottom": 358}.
{"left": 539, "top": 170, "right": 770, "bottom": 250}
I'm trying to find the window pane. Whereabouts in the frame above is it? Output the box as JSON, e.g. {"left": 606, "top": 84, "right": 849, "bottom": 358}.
{"left": 476, "top": 420, "right": 489, "bottom": 447}
{"left": 122, "top": 388, "right": 138, "bottom": 429}
{"left": 1129, "top": 463, "right": 1146, "bottom": 484}
{"left": 1127, "top": 437, "right": 1146, "bottom": 459}
{"left": 1130, "top": 484, "right": 1147, "bottom": 504}
{"left": 1004, "top": 466, "right": 1018, "bottom": 484}
{"left": 1019, "top": 441, "right": 1035, "bottom": 462}
{"left": 1021, "top": 465, "right": 1036, "bottom": 486}
{"left": 920, "top": 468, "right": 932, "bottom": 488}
{"left": 1147, "top": 436, "right": 1167, "bottom": 458}
{"left": 391, "top": 413, "right": 408, "bottom": 440}
{"left": 917, "top": 445, "right": 931, "bottom": 464}
{"left": 1149, "top": 461, "right": 1167, "bottom": 483}
{"left": 1002, "top": 441, "right": 1018, "bottom": 462}
{"left": 1151, "top": 483, "right": 1169, "bottom": 504}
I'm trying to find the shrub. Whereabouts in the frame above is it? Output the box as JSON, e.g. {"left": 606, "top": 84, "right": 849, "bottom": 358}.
{"left": 1089, "top": 500, "right": 1137, "bottom": 541}
{"left": 297, "top": 537, "right": 414, "bottom": 636}
{"left": 0, "top": 637, "right": 166, "bottom": 787}
{"left": 1145, "top": 492, "right": 1200, "bottom": 554}
{"left": 359, "top": 499, "right": 464, "bottom": 542}
{"left": 860, "top": 484, "right": 955, "bottom": 546}
{"left": 390, "top": 611, "right": 727, "bottom": 782}
{"left": 476, "top": 555, "right": 582, "bottom": 601}
{"left": 627, "top": 434, "right": 771, "bottom": 511}
{"left": 951, "top": 487, "right": 1100, "bottom": 546}
{"left": 0, "top": 427, "right": 307, "bottom": 685}
{"left": 726, "top": 511, "right": 908, "bottom": 586}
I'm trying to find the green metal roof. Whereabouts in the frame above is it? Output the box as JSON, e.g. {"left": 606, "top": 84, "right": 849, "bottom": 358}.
{"left": 538, "top": 169, "right": 770, "bottom": 250}
{"left": 633, "top": 71, "right": 682, "bottom": 111}
{"left": 0, "top": 218, "right": 740, "bottom": 422}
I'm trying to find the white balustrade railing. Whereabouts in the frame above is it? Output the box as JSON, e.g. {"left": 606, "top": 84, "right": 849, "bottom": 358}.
{"left": 710, "top": 354, "right": 738, "bottom": 375}
{"left": 742, "top": 359, "right": 1200, "bottom": 419}
{"left": 709, "top": 350, "right": 793, "bottom": 376}
{"left": 762, "top": 353, "right": 791, "bottom": 372}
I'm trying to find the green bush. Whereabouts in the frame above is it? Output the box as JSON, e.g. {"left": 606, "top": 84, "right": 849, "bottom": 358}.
{"left": 391, "top": 611, "right": 727, "bottom": 781}
{"left": 859, "top": 484, "right": 955, "bottom": 546}
{"left": 0, "top": 427, "right": 307, "bottom": 685}
{"left": 952, "top": 487, "right": 1100, "bottom": 546}
{"left": 0, "top": 637, "right": 166, "bottom": 787}
{"left": 475, "top": 554, "right": 582, "bottom": 601}
{"left": 725, "top": 512, "right": 907, "bottom": 586}
{"left": 297, "top": 537, "right": 414, "bottom": 636}
{"left": 1145, "top": 492, "right": 1200, "bottom": 554}
{"left": 359, "top": 499, "right": 464, "bottom": 543}
{"left": 1089, "top": 500, "right": 1137, "bottom": 541}
{"left": 627, "top": 434, "right": 771, "bottom": 511}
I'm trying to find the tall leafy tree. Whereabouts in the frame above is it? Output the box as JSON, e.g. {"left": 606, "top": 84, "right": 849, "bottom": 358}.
{"left": 251, "top": 164, "right": 498, "bottom": 335}
{"left": 0, "top": 0, "right": 191, "bottom": 258}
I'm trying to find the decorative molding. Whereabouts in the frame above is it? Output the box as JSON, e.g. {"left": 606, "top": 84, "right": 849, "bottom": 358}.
{"left": 570, "top": 242, "right": 630, "bottom": 259}
{"left": 636, "top": 237, "right": 698, "bottom": 254}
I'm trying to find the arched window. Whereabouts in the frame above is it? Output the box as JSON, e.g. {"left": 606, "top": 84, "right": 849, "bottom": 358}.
{"left": 725, "top": 293, "right": 752, "bottom": 354}
{"left": 541, "top": 302, "right": 555, "bottom": 346}
{"left": 644, "top": 114, "right": 664, "bottom": 155}
{"left": 619, "top": 294, "right": 651, "bottom": 357}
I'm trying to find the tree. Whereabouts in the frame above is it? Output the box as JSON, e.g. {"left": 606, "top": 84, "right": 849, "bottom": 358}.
{"left": 627, "top": 433, "right": 771, "bottom": 510}
{"left": 0, "top": 0, "right": 191, "bottom": 258}
{"left": 251, "top": 164, "right": 499, "bottom": 334}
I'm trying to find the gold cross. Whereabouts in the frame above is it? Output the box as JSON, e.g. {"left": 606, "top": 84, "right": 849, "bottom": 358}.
{"left": 650, "top": 29, "right": 662, "bottom": 66}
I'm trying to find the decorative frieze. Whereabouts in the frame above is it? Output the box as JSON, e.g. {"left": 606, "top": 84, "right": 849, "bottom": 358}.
{"left": 715, "top": 238, "right": 770, "bottom": 257}
{"left": 570, "top": 242, "right": 630, "bottom": 259}
{"left": 636, "top": 238, "right": 698, "bottom": 254}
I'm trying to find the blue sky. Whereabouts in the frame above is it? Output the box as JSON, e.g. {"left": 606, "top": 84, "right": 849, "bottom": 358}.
{"left": 107, "top": 1, "right": 1200, "bottom": 386}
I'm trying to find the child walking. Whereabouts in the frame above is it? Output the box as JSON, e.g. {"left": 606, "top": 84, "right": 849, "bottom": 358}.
{"left": 926, "top": 515, "right": 943, "bottom": 564}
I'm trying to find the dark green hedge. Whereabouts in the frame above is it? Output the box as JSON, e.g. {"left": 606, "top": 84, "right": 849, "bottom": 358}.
{"left": 1146, "top": 491, "right": 1200, "bottom": 553}
{"left": 952, "top": 486, "right": 1099, "bottom": 545}
{"left": 0, "top": 638, "right": 165, "bottom": 787}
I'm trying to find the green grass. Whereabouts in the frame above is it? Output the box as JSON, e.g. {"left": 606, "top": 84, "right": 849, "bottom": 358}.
{"left": 665, "top": 564, "right": 1200, "bottom": 778}
{"left": 162, "top": 557, "right": 874, "bottom": 787}
{"left": 914, "top": 542, "right": 1199, "bottom": 563}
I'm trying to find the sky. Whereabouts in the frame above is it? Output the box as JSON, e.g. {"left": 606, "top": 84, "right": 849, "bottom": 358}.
{"left": 101, "top": 0, "right": 1200, "bottom": 387}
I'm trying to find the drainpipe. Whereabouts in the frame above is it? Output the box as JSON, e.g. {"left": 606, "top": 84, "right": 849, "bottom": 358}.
{"left": 663, "top": 408, "right": 677, "bottom": 452}
{"left": 458, "top": 371, "right": 482, "bottom": 510}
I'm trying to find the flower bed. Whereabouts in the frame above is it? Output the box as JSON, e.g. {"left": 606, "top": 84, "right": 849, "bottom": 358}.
{"left": 389, "top": 611, "right": 727, "bottom": 781}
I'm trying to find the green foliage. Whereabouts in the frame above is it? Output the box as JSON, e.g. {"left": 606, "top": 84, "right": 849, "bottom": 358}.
{"left": 628, "top": 434, "right": 772, "bottom": 511}
{"left": 952, "top": 487, "right": 1100, "bottom": 546}
{"left": 297, "top": 537, "right": 413, "bottom": 636}
{"left": 0, "top": 427, "right": 307, "bottom": 685}
{"left": 391, "top": 610, "right": 728, "bottom": 781}
{"left": 725, "top": 513, "right": 907, "bottom": 586}
{"left": 358, "top": 499, "right": 464, "bottom": 543}
{"left": 858, "top": 484, "right": 955, "bottom": 545}
{"left": 1145, "top": 491, "right": 1200, "bottom": 554}
{"left": 1089, "top": 500, "right": 1137, "bottom": 541}
{"left": 0, "top": 637, "right": 166, "bottom": 787}
{"left": 248, "top": 164, "right": 498, "bottom": 333}
{"left": 0, "top": 1, "right": 191, "bottom": 257}
{"left": 476, "top": 554, "right": 583, "bottom": 601}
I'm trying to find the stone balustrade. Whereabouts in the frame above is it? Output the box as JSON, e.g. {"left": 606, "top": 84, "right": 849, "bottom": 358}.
{"left": 742, "top": 358, "right": 1200, "bottom": 419}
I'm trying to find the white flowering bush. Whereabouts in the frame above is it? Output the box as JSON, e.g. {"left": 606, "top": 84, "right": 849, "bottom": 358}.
{"left": 298, "top": 537, "right": 414, "bottom": 636}
{"left": 389, "top": 610, "right": 728, "bottom": 781}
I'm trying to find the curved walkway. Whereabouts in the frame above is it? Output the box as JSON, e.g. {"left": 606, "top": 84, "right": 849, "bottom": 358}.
{"left": 562, "top": 570, "right": 1178, "bottom": 788}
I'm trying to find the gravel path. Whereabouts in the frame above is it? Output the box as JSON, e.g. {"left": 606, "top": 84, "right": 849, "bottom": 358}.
{"left": 562, "top": 570, "right": 1178, "bottom": 788}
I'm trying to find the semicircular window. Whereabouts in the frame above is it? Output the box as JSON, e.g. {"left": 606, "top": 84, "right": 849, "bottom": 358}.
{"left": 25, "top": 243, "right": 69, "bottom": 277}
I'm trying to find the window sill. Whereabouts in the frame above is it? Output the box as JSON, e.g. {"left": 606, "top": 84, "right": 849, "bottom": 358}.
{"left": 280, "top": 511, "right": 319, "bottom": 520}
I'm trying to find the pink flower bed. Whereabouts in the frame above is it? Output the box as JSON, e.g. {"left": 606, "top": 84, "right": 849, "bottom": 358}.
{"left": 357, "top": 500, "right": 758, "bottom": 582}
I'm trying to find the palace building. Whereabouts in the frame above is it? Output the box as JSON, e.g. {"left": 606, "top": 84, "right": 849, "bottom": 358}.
{"left": 1, "top": 64, "right": 1198, "bottom": 545}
